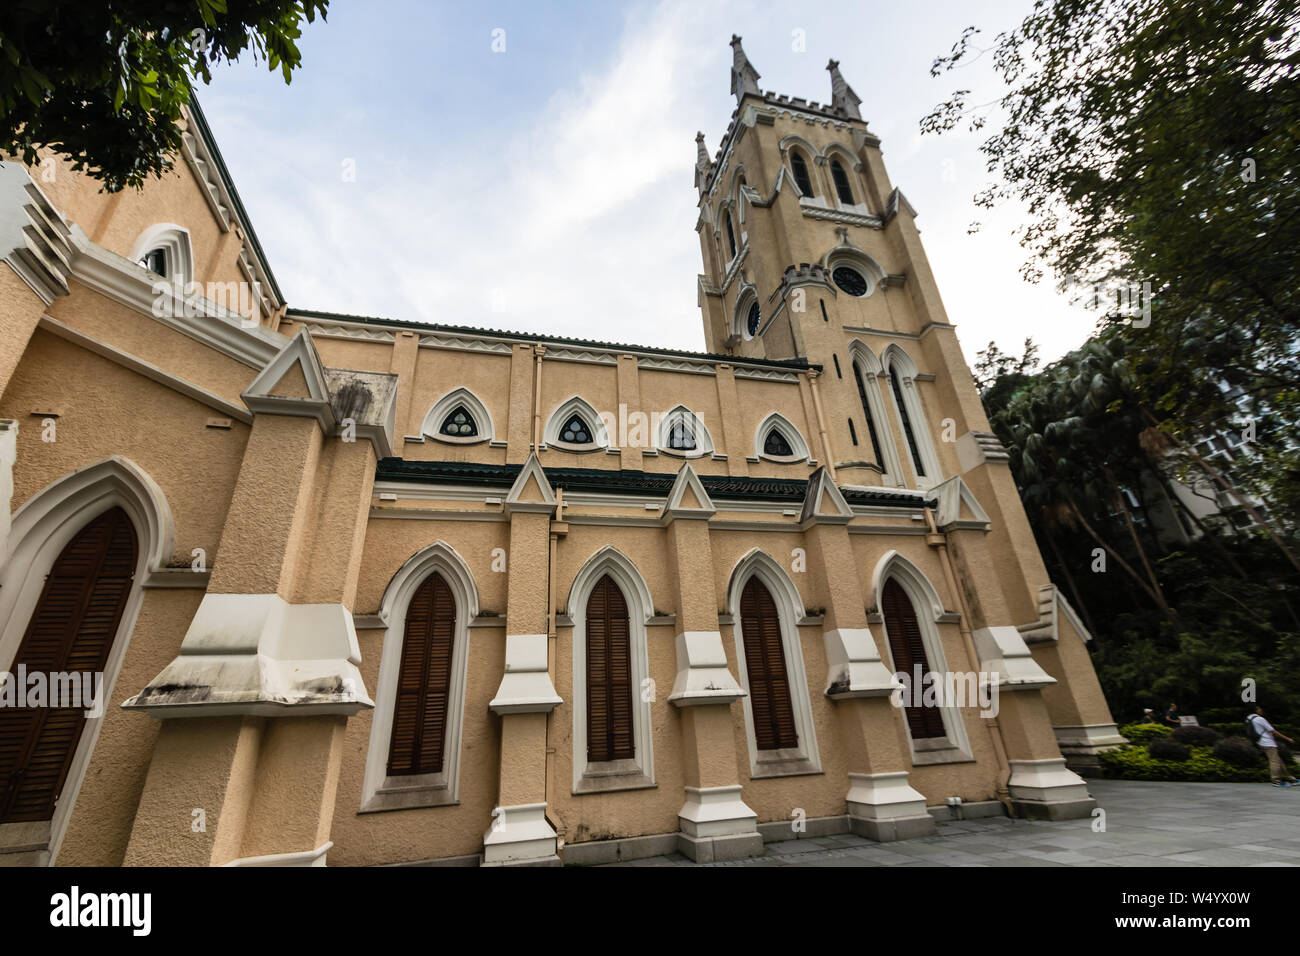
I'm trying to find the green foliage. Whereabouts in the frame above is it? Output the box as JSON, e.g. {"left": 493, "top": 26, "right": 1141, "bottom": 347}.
{"left": 1213, "top": 736, "right": 1264, "bottom": 770}
{"left": 1101, "top": 743, "right": 1277, "bottom": 782}
{"left": 0, "top": 0, "right": 329, "bottom": 191}
{"left": 929, "top": 4, "right": 1300, "bottom": 704}
{"left": 1118, "top": 722, "right": 1171, "bottom": 744}
{"left": 1171, "top": 725, "right": 1223, "bottom": 748}
{"left": 1147, "top": 738, "right": 1190, "bottom": 761}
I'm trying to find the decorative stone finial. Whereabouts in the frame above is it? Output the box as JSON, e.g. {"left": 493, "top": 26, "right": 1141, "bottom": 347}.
{"left": 827, "top": 58, "right": 862, "bottom": 120}
{"left": 730, "top": 35, "right": 762, "bottom": 104}
{"left": 694, "top": 131, "right": 714, "bottom": 191}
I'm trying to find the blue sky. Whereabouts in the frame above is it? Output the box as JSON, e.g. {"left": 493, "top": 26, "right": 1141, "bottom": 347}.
{"left": 199, "top": 0, "right": 1101, "bottom": 364}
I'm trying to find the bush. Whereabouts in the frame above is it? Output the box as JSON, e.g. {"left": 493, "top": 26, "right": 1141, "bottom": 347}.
{"left": 1211, "top": 720, "right": 1300, "bottom": 741}
{"left": 1148, "top": 738, "right": 1191, "bottom": 761}
{"left": 1213, "top": 736, "right": 1264, "bottom": 769}
{"left": 1172, "top": 725, "right": 1223, "bottom": 747}
{"left": 1101, "top": 744, "right": 1270, "bottom": 782}
{"left": 1119, "top": 722, "right": 1172, "bottom": 744}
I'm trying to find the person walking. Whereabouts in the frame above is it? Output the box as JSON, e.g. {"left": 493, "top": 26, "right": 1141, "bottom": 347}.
{"left": 1163, "top": 703, "right": 1181, "bottom": 728}
{"left": 1248, "top": 706, "right": 1298, "bottom": 787}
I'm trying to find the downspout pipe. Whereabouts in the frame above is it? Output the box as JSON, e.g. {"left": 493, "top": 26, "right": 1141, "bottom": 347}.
{"left": 807, "top": 370, "right": 836, "bottom": 481}
{"left": 532, "top": 345, "right": 546, "bottom": 451}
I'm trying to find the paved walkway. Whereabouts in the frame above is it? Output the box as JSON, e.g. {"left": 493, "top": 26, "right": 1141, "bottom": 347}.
{"left": 601, "top": 780, "right": 1300, "bottom": 866}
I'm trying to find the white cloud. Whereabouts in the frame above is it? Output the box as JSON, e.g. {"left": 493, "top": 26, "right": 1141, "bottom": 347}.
{"left": 203, "top": 0, "right": 1097, "bottom": 363}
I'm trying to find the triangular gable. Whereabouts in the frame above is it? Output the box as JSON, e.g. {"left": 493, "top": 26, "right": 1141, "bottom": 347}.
{"left": 241, "top": 329, "right": 335, "bottom": 428}
{"left": 932, "top": 475, "right": 990, "bottom": 530}
{"left": 505, "top": 454, "right": 556, "bottom": 514}
{"left": 799, "top": 466, "right": 852, "bottom": 525}
{"left": 662, "top": 462, "right": 715, "bottom": 521}
{"left": 244, "top": 328, "right": 330, "bottom": 403}
{"left": 268, "top": 360, "right": 312, "bottom": 400}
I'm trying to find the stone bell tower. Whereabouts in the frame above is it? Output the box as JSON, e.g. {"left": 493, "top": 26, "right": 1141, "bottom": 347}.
{"left": 694, "top": 37, "right": 986, "bottom": 497}
{"left": 694, "top": 38, "right": 1127, "bottom": 785}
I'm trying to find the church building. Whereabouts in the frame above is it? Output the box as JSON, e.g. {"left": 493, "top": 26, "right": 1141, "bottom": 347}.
{"left": 0, "top": 38, "right": 1124, "bottom": 866}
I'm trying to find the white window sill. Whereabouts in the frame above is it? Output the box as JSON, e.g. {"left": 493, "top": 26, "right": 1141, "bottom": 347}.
{"left": 573, "top": 759, "right": 655, "bottom": 794}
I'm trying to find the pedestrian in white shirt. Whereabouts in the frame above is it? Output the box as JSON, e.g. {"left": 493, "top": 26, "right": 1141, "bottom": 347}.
{"left": 1249, "top": 706, "right": 1298, "bottom": 787}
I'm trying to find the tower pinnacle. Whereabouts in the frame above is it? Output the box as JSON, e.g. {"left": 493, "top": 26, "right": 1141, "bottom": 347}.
{"left": 730, "top": 35, "right": 762, "bottom": 104}
{"left": 826, "top": 58, "right": 862, "bottom": 120}
{"left": 694, "top": 131, "right": 714, "bottom": 191}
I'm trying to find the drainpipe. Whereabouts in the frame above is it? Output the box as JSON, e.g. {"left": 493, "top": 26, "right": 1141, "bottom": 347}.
{"left": 544, "top": 488, "right": 566, "bottom": 844}
{"left": 807, "top": 369, "right": 836, "bottom": 481}
{"left": 532, "top": 345, "right": 546, "bottom": 451}
{"left": 924, "top": 506, "right": 1015, "bottom": 817}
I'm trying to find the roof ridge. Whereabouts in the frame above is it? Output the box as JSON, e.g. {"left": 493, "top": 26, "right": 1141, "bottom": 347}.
{"left": 289, "top": 308, "right": 819, "bottom": 372}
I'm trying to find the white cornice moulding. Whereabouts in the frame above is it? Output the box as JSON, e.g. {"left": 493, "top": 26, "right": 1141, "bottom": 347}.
{"left": 66, "top": 225, "right": 284, "bottom": 369}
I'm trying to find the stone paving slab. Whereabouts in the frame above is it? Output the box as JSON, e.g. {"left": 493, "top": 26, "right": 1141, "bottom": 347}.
{"left": 597, "top": 779, "right": 1300, "bottom": 867}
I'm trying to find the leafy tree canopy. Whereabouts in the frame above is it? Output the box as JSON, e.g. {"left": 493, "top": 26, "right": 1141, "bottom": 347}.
{"left": 0, "top": 0, "right": 328, "bottom": 192}
{"left": 924, "top": 0, "right": 1299, "bottom": 437}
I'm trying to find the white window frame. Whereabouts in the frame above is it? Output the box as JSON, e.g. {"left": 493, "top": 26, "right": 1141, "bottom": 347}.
{"left": 734, "top": 283, "right": 761, "bottom": 341}
{"left": 130, "top": 223, "right": 194, "bottom": 288}
{"left": 823, "top": 146, "right": 874, "bottom": 216}
{"left": 849, "top": 341, "right": 904, "bottom": 486}
{"left": 0, "top": 457, "right": 174, "bottom": 865}
{"left": 727, "top": 549, "right": 821, "bottom": 778}
{"left": 542, "top": 396, "right": 610, "bottom": 453}
{"left": 882, "top": 345, "right": 943, "bottom": 489}
{"left": 421, "top": 387, "right": 494, "bottom": 446}
{"left": 567, "top": 546, "right": 655, "bottom": 794}
{"left": 754, "top": 411, "right": 811, "bottom": 464}
{"left": 360, "top": 541, "right": 476, "bottom": 813}
{"left": 870, "top": 550, "right": 973, "bottom": 766}
{"left": 657, "top": 405, "right": 715, "bottom": 459}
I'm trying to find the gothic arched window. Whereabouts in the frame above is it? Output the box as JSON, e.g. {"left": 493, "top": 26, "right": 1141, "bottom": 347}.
{"left": 585, "top": 575, "right": 635, "bottom": 763}
{"left": 830, "top": 159, "right": 854, "bottom": 205}
{"left": 0, "top": 507, "right": 137, "bottom": 824}
{"left": 387, "top": 572, "right": 458, "bottom": 776}
{"left": 854, "top": 366, "right": 886, "bottom": 470}
{"left": 724, "top": 211, "right": 738, "bottom": 259}
{"left": 790, "top": 151, "right": 815, "bottom": 197}
{"left": 738, "top": 577, "right": 799, "bottom": 751}
{"left": 881, "top": 578, "right": 946, "bottom": 740}
{"left": 438, "top": 405, "right": 478, "bottom": 439}
{"left": 668, "top": 421, "right": 697, "bottom": 451}
{"left": 560, "top": 414, "right": 592, "bottom": 446}
{"left": 764, "top": 429, "right": 793, "bottom": 458}
{"left": 891, "top": 372, "right": 926, "bottom": 478}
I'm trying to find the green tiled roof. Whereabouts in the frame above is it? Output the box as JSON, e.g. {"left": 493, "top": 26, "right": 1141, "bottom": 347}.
{"left": 375, "top": 459, "right": 933, "bottom": 508}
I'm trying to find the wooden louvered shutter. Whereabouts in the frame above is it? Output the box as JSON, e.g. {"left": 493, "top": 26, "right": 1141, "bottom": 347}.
{"left": 387, "top": 572, "right": 457, "bottom": 776}
{"left": 586, "top": 575, "right": 634, "bottom": 762}
{"left": 882, "top": 578, "right": 947, "bottom": 740}
{"left": 0, "top": 507, "right": 137, "bottom": 824}
{"left": 739, "top": 578, "right": 799, "bottom": 751}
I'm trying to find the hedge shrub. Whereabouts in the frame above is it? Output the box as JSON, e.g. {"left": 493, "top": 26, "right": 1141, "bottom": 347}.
{"left": 1172, "top": 725, "right": 1223, "bottom": 748}
{"left": 1118, "top": 722, "right": 1172, "bottom": 744}
{"left": 1213, "top": 736, "right": 1264, "bottom": 769}
{"left": 1100, "top": 745, "right": 1270, "bottom": 782}
{"left": 1148, "top": 738, "right": 1191, "bottom": 761}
